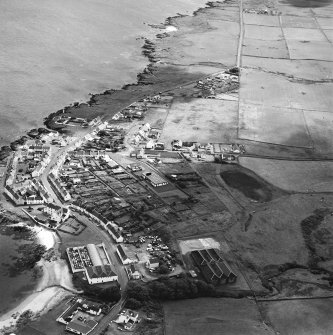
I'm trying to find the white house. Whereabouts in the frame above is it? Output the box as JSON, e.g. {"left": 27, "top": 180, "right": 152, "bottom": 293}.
{"left": 106, "top": 224, "right": 123, "bottom": 243}
{"left": 44, "top": 203, "right": 70, "bottom": 223}
{"left": 117, "top": 245, "right": 132, "bottom": 265}
{"left": 146, "top": 257, "right": 160, "bottom": 269}
{"left": 127, "top": 264, "right": 141, "bottom": 280}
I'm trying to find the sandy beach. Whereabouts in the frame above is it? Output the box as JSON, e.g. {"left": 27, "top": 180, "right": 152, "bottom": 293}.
{"left": 0, "top": 224, "right": 77, "bottom": 333}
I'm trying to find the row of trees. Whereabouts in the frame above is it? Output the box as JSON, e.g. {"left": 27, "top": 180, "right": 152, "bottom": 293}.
{"left": 126, "top": 275, "right": 218, "bottom": 309}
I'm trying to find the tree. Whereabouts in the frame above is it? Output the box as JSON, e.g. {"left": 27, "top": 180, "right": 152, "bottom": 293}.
{"left": 158, "top": 264, "right": 169, "bottom": 275}
{"left": 101, "top": 285, "right": 121, "bottom": 302}
{"left": 127, "top": 282, "right": 151, "bottom": 302}
{"left": 126, "top": 298, "right": 142, "bottom": 310}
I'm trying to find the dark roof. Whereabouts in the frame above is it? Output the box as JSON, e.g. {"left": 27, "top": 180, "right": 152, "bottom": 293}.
{"left": 149, "top": 257, "right": 159, "bottom": 264}
{"left": 5, "top": 185, "right": 20, "bottom": 200}
{"left": 191, "top": 248, "right": 236, "bottom": 282}
{"left": 108, "top": 225, "right": 121, "bottom": 238}
{"left": 86, "top": 265, "right": 117, "bottom": 279}
{"left": 117, "top": 245, "right": 128, "bottom": 260}
{"left": 47, "top": 202, "right": 62, "bottom": 211}
{"left": 67, "top": 320, "right": 92, "bottom": 335}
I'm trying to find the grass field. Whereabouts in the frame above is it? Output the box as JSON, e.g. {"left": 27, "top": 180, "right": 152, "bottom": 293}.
{"left": 164, "top": 298, "right": 275, "bottom": 335}
{"left": 261, "top": 299, "right": 333, "bottom": 335}
{"left": 227, "top": 193, "right": 333, "bottom": 269}
{"left": 159, "top": 97, "right": 238, "bottom": 147}
{"left": 239, "top": 157, "right": 333, "bottom": 192}
{"left": 239, "top": 8, "right": 333, "bottom": 153}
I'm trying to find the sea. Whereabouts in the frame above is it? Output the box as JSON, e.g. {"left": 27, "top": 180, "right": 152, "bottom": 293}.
{"left": 0, "top": 0, "right": 208, "bottom": 319}
{"left": 0, "top": 0, "right": 208, "bottom": 146}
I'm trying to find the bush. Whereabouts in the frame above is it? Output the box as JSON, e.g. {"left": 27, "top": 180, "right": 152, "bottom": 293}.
{"left": 126, "top": 298, "right": 143, "bottom": 310}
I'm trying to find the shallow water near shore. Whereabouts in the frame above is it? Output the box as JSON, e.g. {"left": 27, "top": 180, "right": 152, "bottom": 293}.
{"left": 0, "top": 231, "right": 36, "bottom": 316}
{"left": 0, "top": 0, "right": 208, "bottom": 146}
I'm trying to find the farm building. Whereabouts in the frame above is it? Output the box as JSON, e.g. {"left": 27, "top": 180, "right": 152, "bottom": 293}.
{"left": 191, "top": 248, "right": 236, "bottom": 284}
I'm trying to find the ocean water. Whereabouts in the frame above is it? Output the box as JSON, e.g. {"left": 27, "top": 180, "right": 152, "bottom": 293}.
{"left": 0, "top": 0, "right": 208, "bottom": 146}
{"left": 0, "top": 0, "right": 208, "bottom": 318}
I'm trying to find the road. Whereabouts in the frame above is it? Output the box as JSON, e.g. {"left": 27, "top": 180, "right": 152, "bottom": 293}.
{"left": 35, "top": 125, "right": 130, "bottom": 332}
{"left": 70, "top": 211, "right": 129, "bottom": 334}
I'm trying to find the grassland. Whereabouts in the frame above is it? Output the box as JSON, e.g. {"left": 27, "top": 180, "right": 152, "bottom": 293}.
{"left": 239, "top": 5, "right": 333, "bottom": 153}
{"left": 261, "top": 299, "right": 333, "bottom": 335}
{"left": 239, "top": 157, "right": 333, "bottom": 192}
{"left": 164, "top": 298, "right": 275, "bottom": 335}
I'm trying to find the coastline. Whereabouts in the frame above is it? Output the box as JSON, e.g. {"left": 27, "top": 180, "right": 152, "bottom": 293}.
{"left": 0, "top": 224, "right": 76, "bottom": 333}
{"left": 0, "top": 1, "right": 227, "bottom": 333}
{"left": 0, "top": 1, "right": 222, "bottom": 158}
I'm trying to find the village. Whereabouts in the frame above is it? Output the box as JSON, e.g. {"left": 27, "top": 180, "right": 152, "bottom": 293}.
{"left": 0, "top": 68, "right": 244, "bottom": 335}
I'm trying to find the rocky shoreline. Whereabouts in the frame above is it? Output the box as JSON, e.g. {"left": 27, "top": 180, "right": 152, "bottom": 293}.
{"left": 0, "top": 1, "right": 224, "bottom": 161}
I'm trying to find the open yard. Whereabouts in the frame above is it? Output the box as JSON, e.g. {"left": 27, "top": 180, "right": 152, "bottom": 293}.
{"left": 164, "top": 298, "right": 275, "bottom": 335}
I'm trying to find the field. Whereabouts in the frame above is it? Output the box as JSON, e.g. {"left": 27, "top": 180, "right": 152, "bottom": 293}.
{"left": 239, "top": 7, "right": 333, "bottom": 153}
{"left": 261, "top": 299, "right": 333, "bottom": 335}
{"left": 239, "top": 157, "right": 333, "bottom": 192}
{"left": 159, "top": 98, "right": 238, "bottom": 148}
{"left": 163, "top": 298, "right": 275, "bottom": 335}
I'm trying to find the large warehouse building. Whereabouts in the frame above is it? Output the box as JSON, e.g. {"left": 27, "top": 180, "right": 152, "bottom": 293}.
{"left": 67, "top": 243, "right": 118, "bottom": 285}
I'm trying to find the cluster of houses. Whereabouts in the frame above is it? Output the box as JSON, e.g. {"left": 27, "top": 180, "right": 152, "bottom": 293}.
{"left": 57, "top": 298, "right": 102, "bottom": 335}
{"left": 48, "top": 172, "right": 71, "bottom": 201}
{"left": 195, "top": 69, "right": 239, "bottom": 98}
{"left": 112, "top": 101, "right": 147, "bottom": 121}
{"left": 5, "top": 144, "right": 51, "bottom": 186}
{"left": 114, "top": 309, "right": 140, "bottom": 331}
{"left": 171, "top": 140, "right": 245, "bottom": 162}
{"left": 4, "top": 178, "right": 53, "bottom": 206}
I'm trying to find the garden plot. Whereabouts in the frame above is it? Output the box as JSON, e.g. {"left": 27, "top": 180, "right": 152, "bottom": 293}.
{"left": 159, "top": 98, "right": 238, "bottom": 145}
